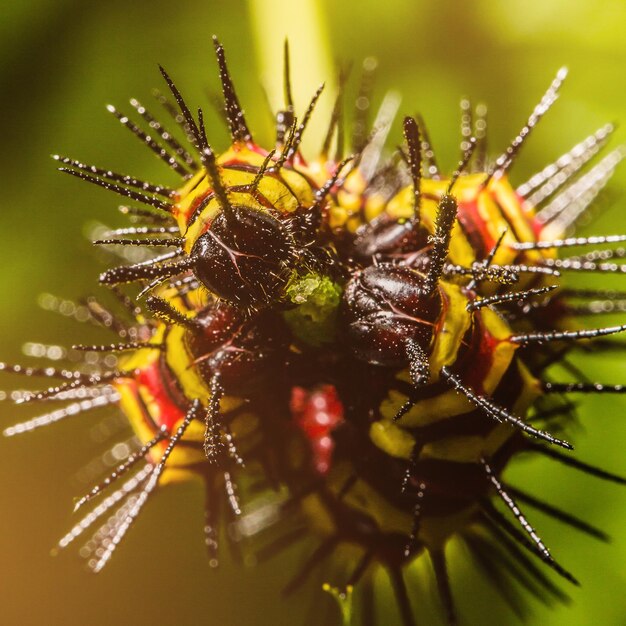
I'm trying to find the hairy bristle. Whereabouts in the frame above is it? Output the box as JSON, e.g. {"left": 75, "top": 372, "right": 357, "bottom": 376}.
{"left": 487, "top": 67, "right": 568, "bottom": 181}
{"left": 213, "top": 36, "right": 252, "bottom": 143}
{"left": 58, "top": 167, "right": 172, "bottom": 212}
{"left": 511, "top": 322, "right": 626, "bottom": 345}
{"left": 402, "top": 116, "right": 422, "bottom": 222}
{"left": 106, "top": 104, "right": 192, "bottom": 177}
{"left": 128, "top": 97, "right": 200, "bottom": 169}
{"left": 517, "top": 123, "right": 614, "bottom": 200}
{"left": 467, "top": 285, "right": 557, "bottom": 312}
{"left": 441, "top": 367, "right": 573, "bottom": 448}
{"left": 145, "top": 295, "right": 199, "bottom": 331}
{"left": 423, "top": 195, "right": 458, "bottom": 294}
{"left": 3, "top": 393, "right": 118, "bottom": 437}
{"left": 74, "top": 429, "right": 167, "bottom": 511}
{"left": 90, "top": 400, "right": 201, "bottom": 572}
{"left": 286, "top": 83, "right": 325, "bottom": 160}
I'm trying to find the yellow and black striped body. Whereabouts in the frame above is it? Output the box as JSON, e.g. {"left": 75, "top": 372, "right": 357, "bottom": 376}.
{"left": 330, "top": 171, "right": 558, "bottom": 271}
{"left": 114, "top": 289, "right": 275, "bottom": 485}
{"left": 173, "top": 146, "right": 317, "bottom": 252}
{"left": 298, "top": 278, "right": 540, "bottom": 559}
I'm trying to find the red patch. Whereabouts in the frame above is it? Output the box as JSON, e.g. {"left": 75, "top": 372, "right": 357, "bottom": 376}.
{"left": 290, "top": 384, "right": 344, "bottom": 475}
{"left": 464, "top": 319, "right": 500, "bottom": 395}
{"left": 136, "top": 362, "right": 186, "bottom": 432}
{"left": 457, "top": 197, "right": 496, "bottom": 255}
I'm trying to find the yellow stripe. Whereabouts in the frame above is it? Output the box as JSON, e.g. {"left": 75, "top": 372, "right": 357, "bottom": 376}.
{"left": 381, "top": 282, "right": 474, "bottom": 429}
{"left": 176, "top": 147, "right": 317, "bottom": 253}
{"left": 329, "top": 172, "right": 555, "bottom": 272}
{"left": 371, "top": 280, "right": 538, "bottom": 464}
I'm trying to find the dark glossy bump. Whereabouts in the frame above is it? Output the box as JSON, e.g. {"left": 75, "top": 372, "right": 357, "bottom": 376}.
{"left": 352, "top": 214, "right": 428, "bottom": 261}
{"left": 186, "top": 305, "right": 289, "bottom": 392}
{"left": 343, "top": 264, "right": 442, "bottom": 366}
{"left": 191, "top": 206, "right": 294, "bottom": 307}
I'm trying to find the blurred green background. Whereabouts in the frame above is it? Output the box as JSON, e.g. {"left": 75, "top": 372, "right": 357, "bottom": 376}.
{"left": 1, "top": 0, "right": 626, "bottom": 624}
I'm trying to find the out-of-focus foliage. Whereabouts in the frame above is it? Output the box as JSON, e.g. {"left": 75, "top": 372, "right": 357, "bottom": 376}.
{"left": 0, "top": 1, "right": 625, "bottom": 625}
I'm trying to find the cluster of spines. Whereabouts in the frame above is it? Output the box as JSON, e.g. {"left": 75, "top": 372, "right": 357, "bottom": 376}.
{"left": 3, "top": 37, "right": 626, "bottom": 626}
{"left": 2, "top": 289, "right": 255, "bottom": 571}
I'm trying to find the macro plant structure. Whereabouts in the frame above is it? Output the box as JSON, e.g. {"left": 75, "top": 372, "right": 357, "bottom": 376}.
{"left": 3, "top": 37, "right": 626, "bottom": 626}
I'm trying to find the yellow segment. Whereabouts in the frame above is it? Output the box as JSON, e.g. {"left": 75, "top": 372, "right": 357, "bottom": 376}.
{"left": 164, "top": 324, "right": 244, "bottom": 414}
{"left": 113, "top": 308, "right": 249, "bottom": 483}
{"left": 328, "top": 171, "right": 557, "bottom": 271}
{"left": 371, "top": 276, "right": 541, "bottom": 467}
{"left": 369, "top": 420, "right": 415, "bottom": 460}
{"left": 322, "top": 459, "right": 478, "bottom": 548}
{"left": 174, "top": 146, "right": 317, "bottom": 253}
